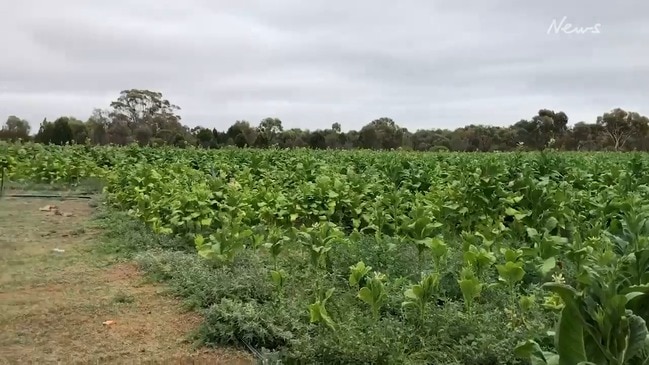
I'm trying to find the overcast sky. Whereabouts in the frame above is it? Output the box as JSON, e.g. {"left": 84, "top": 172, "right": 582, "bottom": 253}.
{"left": 1, "top": 0, "right": 647, "bottom": 132}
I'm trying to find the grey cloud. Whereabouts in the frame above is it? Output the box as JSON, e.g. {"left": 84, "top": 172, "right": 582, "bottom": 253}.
{"left": 1, "top": 0, "right": 648, "bottom": 131}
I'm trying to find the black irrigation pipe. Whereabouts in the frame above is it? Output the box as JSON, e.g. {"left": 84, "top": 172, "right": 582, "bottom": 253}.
{"left": 238, "top": 335, "right": 268, "bottom": 364}
{"left": 0, "top": 170, "right": 94, "bottom": 200}
{"left": 2, "top": 194, "right": 94, "bottom": 199}
{"left": 0, "top": 172, "right": 94, "bottom": 200}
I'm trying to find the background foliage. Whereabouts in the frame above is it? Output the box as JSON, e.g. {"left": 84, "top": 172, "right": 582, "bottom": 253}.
{"left": 2, "top": 89, "right": 649, "bottom": 151}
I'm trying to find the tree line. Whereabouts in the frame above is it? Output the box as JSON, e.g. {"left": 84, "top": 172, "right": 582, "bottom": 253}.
{"left": 1, "top": 89, "right": 648, "bottom": 151}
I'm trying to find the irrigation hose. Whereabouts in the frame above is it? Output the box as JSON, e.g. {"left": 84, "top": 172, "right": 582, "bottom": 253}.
{"left": 237, "top": 335, "right": 268, "bottom": 364}
{"left": 3, "top": 194, "right": 93, "bottom": 199}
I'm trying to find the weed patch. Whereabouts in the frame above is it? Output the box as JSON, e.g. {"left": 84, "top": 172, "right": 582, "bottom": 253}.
{"left": 100, "top": 208, "right": 547, "bottom": 364}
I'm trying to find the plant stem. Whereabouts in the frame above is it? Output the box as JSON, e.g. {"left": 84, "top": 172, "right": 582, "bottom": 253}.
{"left": 420, "top": 303, "right": 425, "bottom": 324}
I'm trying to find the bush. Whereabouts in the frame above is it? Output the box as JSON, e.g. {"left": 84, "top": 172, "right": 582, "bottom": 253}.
{"left": 197, "top": 298, "right": 297, "bottom": 350}
{"left": 135, "top": 250, "right": 273, "bottom": 309}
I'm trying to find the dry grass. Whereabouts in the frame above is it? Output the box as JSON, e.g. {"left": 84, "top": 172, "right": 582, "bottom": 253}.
{"left": 0, "top": 197, "right": 254, "bottom": 365}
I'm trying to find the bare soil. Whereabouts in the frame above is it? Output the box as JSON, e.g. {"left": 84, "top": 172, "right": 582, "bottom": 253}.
{"left": 0, "top": 197, "right": 253, "bottom": 365}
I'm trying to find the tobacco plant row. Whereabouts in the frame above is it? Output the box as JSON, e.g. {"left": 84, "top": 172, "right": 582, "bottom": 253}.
{"left": 4, "top": 141, "right": 649, "bottom": 364}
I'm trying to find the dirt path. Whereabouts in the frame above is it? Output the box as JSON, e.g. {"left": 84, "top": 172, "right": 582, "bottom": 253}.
{"left": 0, "top": 197, "right": 253, "bottom": 365}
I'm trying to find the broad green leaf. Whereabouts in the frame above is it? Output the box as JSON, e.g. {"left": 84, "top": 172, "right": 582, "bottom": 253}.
{"left": 502, "top": 248, "right": 522, "bottom": 262}
{"left": 505, "top": 207, "right": 519, "bottom": 216}
{"left": 514, "top": 340, "right": 552, "bottom": 365}
{"left": 527, "top": 227, "right": 539, "bottom": 239}
{"left": 349, "top": 261, "right": 371, "bottom": 288}
{"left": 404, "top": 288, "right": 418, "bottom": 301}
{"left": 539, "top": 257, "right": 557, "bottom": 275}
{"left": 543, "top": 282, "right": 579, "bottom": 303}
{"left": 358, "top": 287, "right": 373, "bottom": 304}
{"left": 624, "top": 313, "right": 649, "bottom": 362}
{"left": 549, "top": 288, "right": 587, "bottom": 365}
{"left": 270, "top": 270, "right": 286, "bottom": 287}
{"left": 545, "top": 217, "right": 559, "bottom": 232}
{"left": 324, "top": 288, "right": 335, "bottom": 301}
{"left": 625, "top": 291, "right": 645, "bottom": 302}
{"left": 497, "top": 261, "right": 525, "bottom": 285}
{"left": 459, "top": 277, "right": 482, "bottom": 300}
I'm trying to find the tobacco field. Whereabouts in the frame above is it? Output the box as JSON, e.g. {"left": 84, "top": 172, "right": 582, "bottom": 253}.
{"left": 3, "top": 141, "right": 649, "bottom": 364}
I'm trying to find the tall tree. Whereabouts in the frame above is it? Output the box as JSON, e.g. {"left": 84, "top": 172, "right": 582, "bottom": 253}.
{"left": 532, "top": 109, "right": 568, "bottom": 147}
{"left": 107, "top": 121, "right": 132, "bottom": 145}
{"left": 34, "top": 118, "right": 53, "bottom": 144}
{"left": 53, "top": 117, "right": 74, "bottom": 145}
{"left": 278, "top": 128, "right": 308, "bottom": 148}
{"left": 460, "top": 125, "right": 496, "bottom": 152}
{"left": 65, "top": 117, "right": 88, "bottom": 144}
{"left": 564, "top": 122, "right": 604, "bottom": 150}
{"left": 308, "top": 130, "right": 327, "bottom": 149}
{"left": 358, "top": 117, "right": 406, "bottom": 150}
{"left": 192, "top": 127, "right": 216, "bottom": 148}
{"left": 109, "top": 89, "right": 181, "bottom": 130}
{"left": 4, "top": 116, "right": 31, "bottom": 135}
{"left": 226, "top": 121, "right": 257, "bottom": 147}
{"left": 86, "top": 109, "right": 110, "bottom": 145}
{"left": 0, "top": 115, "right": 31, "bottom": 141}
{"left": 257, "top": 117, "right": 283, "bottom": 147}
{"left": 133, "top": 126, "right": 153, "bottom": 146}
{"left": 510, "top": 110, "right": 569, "bottom": 150}
{"left": 512, "top": 119, "right": 540, "bottom": 150}
{"left": 596, "top": 108, "right": 649, "bottom": 151}
{"left": 36, "top": 117, "right": 74, "bottom": 145}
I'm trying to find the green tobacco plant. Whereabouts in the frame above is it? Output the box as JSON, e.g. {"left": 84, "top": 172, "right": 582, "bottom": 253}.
{"left": 309, "top": 288, "right": 336, "bottom": 331}
{"left": 358, "top": 272, "right": 388, "bottom": 320}
{"left": 517, "top": 281, "right": 649, "bottom": 365}
{"left": 566, "top": 244, "right": 595, "bottom": 279}
{"left": 194, "top": 213, "right": 251, "bottom": 263}
{"left": 349, "top": 261, "right": 372, "bottom": 289}
{"left": 262, "top": 226, "right": 289, "bottom": 267}
{"left": 429, "top": 236, "right": 449, "bottom": 272}
{"left": 608, "top": 203, "right": 649, "bottom": 254}
{"left": 619, "top": 249, "right": 649, "bottom": 288}
{"left": 360, "top": 199, "right": 394, "bottom": 240}
{"left": 612, "top": 249, "right": 649, "bottom": 324}
{"left": 403, "top": 272, "right": 440, "bottom": 322}
{"left": 524, "top": 227, "right": 567, "bottom": 276}
{"left": 401, "top": 206, "right": 443, "bottom": 273}
{"left": 297, "top": 222, "right": 345, "bottom": 271}
{"left": 519, "top": 294, "right": 536, "bottom": 313}
{"left": 458, "top": 266, "right": 483, "bottom": 317}
{"left": 497, "top": 260, "right": 526, "bottom": 308}
{"left": 463, "top": 244, "right": 496, "bottom": 278}
{"left": 270, "top": 269, "right": 287, "bottom": 288}
{"left": 270, "top": 268, "right": 288, "bottom": 300}
{"left": 501, "top": 247, "right": 524, "bottom": 263}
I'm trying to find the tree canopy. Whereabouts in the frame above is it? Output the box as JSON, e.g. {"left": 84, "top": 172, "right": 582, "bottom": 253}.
{"left": 4, "top": 89, "right": 649, "bottom": 152}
